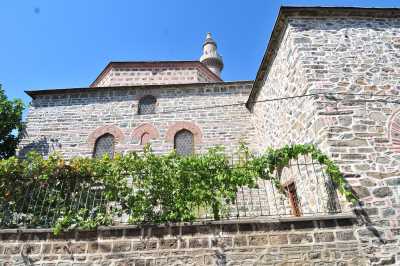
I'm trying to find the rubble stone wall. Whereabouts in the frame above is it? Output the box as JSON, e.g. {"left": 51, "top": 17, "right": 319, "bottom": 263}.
{"left": 251, "top": 15, "right": 400, "bottom": 265}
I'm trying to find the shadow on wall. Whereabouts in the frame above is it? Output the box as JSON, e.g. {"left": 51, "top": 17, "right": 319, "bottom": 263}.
{"left": 18, "top": 137, "right": 61, "bottom": 158}
{"left": 349, "top": 185, "right": 387, "bottom": 245}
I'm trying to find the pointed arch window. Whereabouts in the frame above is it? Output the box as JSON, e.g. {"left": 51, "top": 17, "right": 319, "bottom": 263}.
{"left": 93, "top": 133, "right": 115, "bottom": 158}
{"left": 174, "top": 129, "right": 194, "bottom": 156}
{"left": 138, "top": 95, "right": 156, "bottom": 115}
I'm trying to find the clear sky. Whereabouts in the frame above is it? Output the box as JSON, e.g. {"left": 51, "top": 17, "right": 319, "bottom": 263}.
{"left": 1, "top": 0, "right": 399, "bottom": 108}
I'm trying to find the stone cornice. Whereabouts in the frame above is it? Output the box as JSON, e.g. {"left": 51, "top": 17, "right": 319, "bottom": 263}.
{"left": 25, "top": 80, "right": 253, "bottom": 99}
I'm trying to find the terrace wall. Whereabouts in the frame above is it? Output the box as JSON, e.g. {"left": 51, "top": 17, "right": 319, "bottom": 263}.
{"left": 0, "top": 216, "right": 366, "bottom": 266}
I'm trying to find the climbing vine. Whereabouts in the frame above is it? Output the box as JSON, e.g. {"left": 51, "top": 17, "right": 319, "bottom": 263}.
{"left": 248, "top": 144, "right": 358, "bottom": 203}
{"left": 0, "top": 144, "right": 357, "bottom": 234}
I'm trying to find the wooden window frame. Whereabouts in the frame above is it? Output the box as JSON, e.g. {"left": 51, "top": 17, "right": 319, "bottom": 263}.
{"left": 283, "top": 180, "right": 302, "bottom": 217}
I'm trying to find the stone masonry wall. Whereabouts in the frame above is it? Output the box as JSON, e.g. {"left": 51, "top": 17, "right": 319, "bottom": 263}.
{"left": 252, "top": 16, "right": 400, "bottom": 265}
{"left": 20, "top": 82, "right": 254, "bottom": 159}
{"left": 0, "top": 217, "right": 366, "bottom": 266}
{"left": 251, "top": 22, "right": 317, "bottom": 152}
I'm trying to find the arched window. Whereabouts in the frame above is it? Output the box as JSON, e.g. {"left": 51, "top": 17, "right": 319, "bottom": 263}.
{"left": 93, "top": 133, "right": 115, "bottom": 158}
{"left": 138, "top": 95, "right": 156, "bottom": 115}
{"left": 174, "top": 129, "right": 194, "bottom": 156}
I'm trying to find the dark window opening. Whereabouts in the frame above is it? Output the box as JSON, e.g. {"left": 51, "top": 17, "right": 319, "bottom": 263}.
{"left": 138, "top": 95, "right": 156, "bottom": 115}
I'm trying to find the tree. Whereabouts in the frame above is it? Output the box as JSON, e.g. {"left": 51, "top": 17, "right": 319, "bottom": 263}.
{"left": 0, "top": 84, "right": 24, "bottom": 159}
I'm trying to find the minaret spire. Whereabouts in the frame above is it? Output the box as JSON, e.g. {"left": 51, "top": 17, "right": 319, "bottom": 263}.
{"left": 200, "top": 32, "right": 224, "bottom": 78}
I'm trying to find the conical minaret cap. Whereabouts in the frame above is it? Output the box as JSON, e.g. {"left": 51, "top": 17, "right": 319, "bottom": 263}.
{"left": 203, "top": 32, "right": 217, "bottom": 47}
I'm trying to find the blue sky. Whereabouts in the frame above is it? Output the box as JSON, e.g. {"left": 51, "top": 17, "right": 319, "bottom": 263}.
{"left": 1, "top": 0, "right": 399, "bottom": 108}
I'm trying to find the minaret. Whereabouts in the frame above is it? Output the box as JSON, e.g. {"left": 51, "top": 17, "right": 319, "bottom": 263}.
{"left": 200, "top": 32, "right": 224, "bottom": 78}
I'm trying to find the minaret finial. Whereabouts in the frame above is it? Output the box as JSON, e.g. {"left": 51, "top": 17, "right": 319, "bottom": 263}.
{"left": 200, "top": 32, "right": 223, "bottom": 78}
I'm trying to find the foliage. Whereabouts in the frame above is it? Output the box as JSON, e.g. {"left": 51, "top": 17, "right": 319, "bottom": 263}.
{"left": 0, "top": 84, "right": 24, "bottom": 159}
{"left": 0, "top": 144, "right": 357, "bottom": 234}
{"left": 248, "top": 144, "right": 358, "bottom": 203}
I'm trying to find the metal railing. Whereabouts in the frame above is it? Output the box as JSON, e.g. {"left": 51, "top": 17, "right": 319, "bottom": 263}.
{"left": 0, "top": 155, "right": 345, "bottom": 229}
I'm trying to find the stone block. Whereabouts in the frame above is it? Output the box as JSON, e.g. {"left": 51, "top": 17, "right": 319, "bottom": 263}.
{"left": 189, "top": 238, "right": 209, "bottom": 248}
{"left": 248, "top": 235, "right": 269, "bottom": 246}
{"left": 288, "top": 234, "right": 313, "bottom": 244}
{"left": 69, "top": 243, "right": 87, "bottom": 254}
{"left": 99, "top": 228, "right": 123, "bottom": 239}
{"left": 151, "top": 227, "right": 169, "bottom": 238}
{"left": 211, "top": 237, "right": 232, "bottom": 248}
{"left": 52, "top": 242, "right": 71, "bottom": 254}
{"left": 314, "top": 232, "right": 335, "bottom": 242}
{"left": 131, "top": 241, "right": 145, "bottom": 251}
{"left": 76, "top": 230, "right": 97, "bottom": 241}
{"left": 125, "top": 227, "right": 142, "bottom": 238}
{"left": 233, "top": 236, "right": 248, "bottom": 247}
{"left": 269, "top": 234, "right": 288, "bottom": 245}
{"left": 112, "top": 241, "right": 131, "bottom": 252}
{"left": 336, "top": 231, "right": 356, "bottom": 241}
{"left": 97, "top": 242, "right": 112, "bottom": 253}
{"left": 3, "top": 244, "right": 21, "bottom": 255}
{"left": 159, "top": 239, "right": 178, "bottom": 249}
{"left": 373, "top": 187, "right": 392, "bottom": 198}
{"left": 22, "top": 243, "right": 41, "bottom": 255}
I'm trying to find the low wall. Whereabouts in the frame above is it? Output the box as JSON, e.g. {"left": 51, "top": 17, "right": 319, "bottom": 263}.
{"left": 0, "top": 215, "right": 367, "bottom": 266}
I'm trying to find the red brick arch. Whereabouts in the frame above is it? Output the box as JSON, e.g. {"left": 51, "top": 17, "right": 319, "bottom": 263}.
{"left": 132, "top": 123, "right": 160, "bottom": 145}
{"left": 87, "top": 125, "right": 125, "bottom": 146}
{"left": 166, "top": 121, "right": 202, "bottom": 144}
{"left": 389, "top": 109, "right": 400, "bottom": 152}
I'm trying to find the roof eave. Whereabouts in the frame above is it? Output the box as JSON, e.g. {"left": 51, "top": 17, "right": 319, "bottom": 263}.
{"left": 25, "top": 80, "right": 253, "bottom": 99}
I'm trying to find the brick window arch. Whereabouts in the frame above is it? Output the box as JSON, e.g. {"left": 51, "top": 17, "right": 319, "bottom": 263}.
{"left": 88, "top": 125, "right": 125, "bottom": 153}
{"left": 174, "top": 129, "right": 194, "bottom": 156}
{"left": 132, "top": 123, "right": 159, "bottom": 145}
{"left": 138, "top": 95, "right": 156, "bottom": 115}
{"left": 140, "top": 132, "right": 151, "bottom": 145}
{"left": 93, "top": 133, "right": 115, "bottom": 158}
{"left": 166, "top": 121, "right": 202, "bottom": 145}
{"left": 389, "top": 109, "right": 400, "bottom": 152}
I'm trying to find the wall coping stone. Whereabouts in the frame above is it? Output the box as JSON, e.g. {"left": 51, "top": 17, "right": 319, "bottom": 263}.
{"left": 0, "top": 213, "right": 356, "bottom": 235}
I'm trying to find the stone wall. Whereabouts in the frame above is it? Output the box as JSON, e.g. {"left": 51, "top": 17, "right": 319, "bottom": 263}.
{"left": 251, "top": 15, "right": 400, "bottom": 265}
{"left": 20, "top": 81, "right": 254, "bottom": 159}
{"left": 250, "top": 22, "right": 317, "bottom": 152}
{"left": 0, "top": 216, "right": 366, "bottom": 266}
